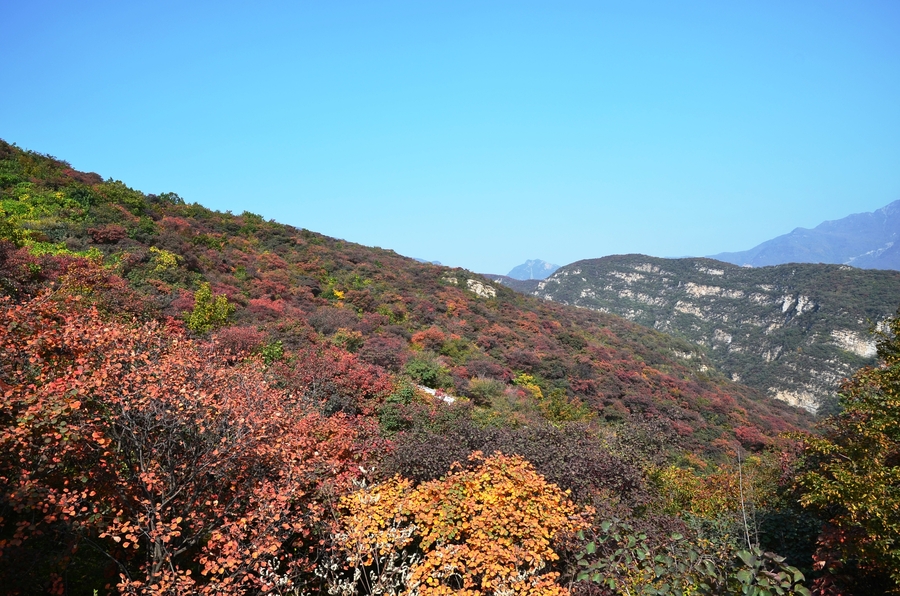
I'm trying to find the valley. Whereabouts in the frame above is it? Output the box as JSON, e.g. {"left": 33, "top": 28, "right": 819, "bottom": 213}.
{"left": 492, "top": 254, "right": 900, "bottom": 413}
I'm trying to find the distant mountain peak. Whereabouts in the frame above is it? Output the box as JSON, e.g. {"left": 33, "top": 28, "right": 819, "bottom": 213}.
{"left": 709, "top": 200, "right": 900, "bottom": 270}
{"left": 507, "top": 259, "right": 560, "bottom": 280}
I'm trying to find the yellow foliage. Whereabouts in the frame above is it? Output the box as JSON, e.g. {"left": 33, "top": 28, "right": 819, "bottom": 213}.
{"left": 338, "top": 452, "right": 587, "bottom": 596}
{"left": 653, "top": 454, "right": 778, "bottom": 519}
{"left": 514, "top": 373, "right": 544, "bottom": 400}
{"left": 149, "top": 246, "right": 181, "bottom": 273}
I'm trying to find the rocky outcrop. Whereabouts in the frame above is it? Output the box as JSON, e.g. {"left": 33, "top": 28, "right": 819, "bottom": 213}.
{"left": 514, "top": 255, "right": 900, "bottom": 414}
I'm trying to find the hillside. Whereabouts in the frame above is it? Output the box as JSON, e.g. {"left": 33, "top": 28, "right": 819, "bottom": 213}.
{"left": 516, "top": 254, "right": 900, "bottom": 413}
{"left": 0, "top": 139, "right": 811, "bottom": 451}
{"left": 6, "top": 140, "right": 898, "bottom": 594}
{"left": 711, "top": 199, "right": 900, "bottom": 270}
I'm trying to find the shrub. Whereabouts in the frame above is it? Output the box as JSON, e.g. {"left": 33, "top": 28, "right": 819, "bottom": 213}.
{"left": 467, "top": 376, "right": 505, "bottom": 406}
{"left": 87, "top": 224, "right": 126, "bottom": 244}
{"left": 331, "top": 452, "right": 587, "bottom": 596}
{"left": 186, "top": 282, "right": 235, "bottom": 333}
{"left": 573, "top": 518, "right": 810, "bottom": 595}
{"left": 358, "top": 335, "right": 407, "bottom": 371}
{"left": 404, "top": 354, "right": 449, "bottom": 389}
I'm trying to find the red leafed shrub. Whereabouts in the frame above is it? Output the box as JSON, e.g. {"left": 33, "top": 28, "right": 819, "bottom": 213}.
{"left": 168, "top": 288, "right": 195, "bottom": 314}
{"left": 213, "top": 325, "right": 265, "bottom": 356}
{"left": 62, "top": 167, "right": 103, "bottom": 186}
{"left": 270, "top": 344, "right": 395, "bottom": 416}
{"left": 734, "top": 425, "right": 769, "bottom": 451}
{"left": 159, "top": 215, "right": 192, "bottom": 233}
{"left": 247, "top": 296, "right": 287, "bottom": 318}
{"left": 308, "top": 305, "right": 359, "bottom": 335}
{"left": 0, "top": 240, "right": 43, "bottom": 298}
{"left": 670, "top": 420, "right": 695, "bottom": 437}
{"left": 0, "top": 292, "right": 385, "bottom": 595}
{"left": 358, "top": 335, "right": 408, "bottom": 371}
{"left": 88, "top": 224, "right": 127, "bottom": 244}
{"left": 410, "top": 325, "right": 447, "bottom": 351}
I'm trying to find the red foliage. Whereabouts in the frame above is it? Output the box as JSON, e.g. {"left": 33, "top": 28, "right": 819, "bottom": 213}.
{"left": 88, "top": 224, "right": 127, "bottom": 244}
{"left": 734, "top": 425, "right": 769, "bottom": 451}
{"left": 0, "top": 292, "right": 386, "bottom": 594}
{"left": 410, "top": 325, "right": 447, "bottom": 351}
{"left": 358, "top": 335, "right": 408, "bottom": 371}
{"left": 212, "top": 325, "right": 265, "bottom": 356}
{"left": 269, "top": 344, "right": 394, "bottom": 416}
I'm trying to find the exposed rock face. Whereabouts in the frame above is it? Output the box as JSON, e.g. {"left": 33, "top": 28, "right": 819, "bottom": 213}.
{"left": 444, "top": 276, "right": 499, "bottom": 299}
{"left": 511, "top": 254, "right": 900, "bottom": 414}
{"left": 466, "top": 279, "right": 497, "bottom": 299}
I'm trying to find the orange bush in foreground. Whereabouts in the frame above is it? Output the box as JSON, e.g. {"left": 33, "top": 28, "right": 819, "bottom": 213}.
{"left": 335, "top": 452, "right": 588, "bottom": 596}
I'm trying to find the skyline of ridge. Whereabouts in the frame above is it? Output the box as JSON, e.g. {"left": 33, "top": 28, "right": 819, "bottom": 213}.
{"left": 2, "top": 1, "right": 898, "bottom": 273}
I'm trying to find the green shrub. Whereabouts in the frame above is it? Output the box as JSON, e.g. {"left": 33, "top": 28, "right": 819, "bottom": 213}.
{"left": 186, "top": 282, "right": 234, "bottom": 333}
{"left": 467, "top": 377, "right": 505, "bottom": 406}
{"left": 404, "top": 355, "right": 449, "bottom": 389}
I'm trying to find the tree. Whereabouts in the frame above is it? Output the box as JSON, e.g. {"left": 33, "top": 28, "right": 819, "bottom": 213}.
{"left": 796, "top": 310, "right": 900, "bottom": 590}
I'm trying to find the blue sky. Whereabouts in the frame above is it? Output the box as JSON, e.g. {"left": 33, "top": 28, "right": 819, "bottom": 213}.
{"left": 2, "top": 1, "right": 898, "bottom": 274}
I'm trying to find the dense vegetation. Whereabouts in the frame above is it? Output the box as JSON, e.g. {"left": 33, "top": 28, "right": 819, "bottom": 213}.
{"left": 516, "top": 254, "right": 900, "bottom": 415}
{"left": 1, "top": 140, "right": 896, "bottom": 594}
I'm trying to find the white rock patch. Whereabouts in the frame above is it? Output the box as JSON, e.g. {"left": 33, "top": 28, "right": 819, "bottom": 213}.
{"left": 698, "top": 267, "right": 725, "bottom": 276}
{"left": 684, "top": 283, "right": 745, "bottom": 299}
{"left": 674, "top": 301, "right": 704, "bottom": 318}
{"left": 466, "top": 279, "right": 497, "bottom": 299}
{"left": 417, "top": 385, "right": 456, "bottom": 404}
{"left": 633, "top": 263, "right": 661, "bottom": 273}
{"left": 831, "top": 329, "right": 877, "bottom": 358}
{"left": 610, "top": 271, "right": 645, "bottom": 284}
{"left": 772, "top": 389, "right": 819, "bottom": 413}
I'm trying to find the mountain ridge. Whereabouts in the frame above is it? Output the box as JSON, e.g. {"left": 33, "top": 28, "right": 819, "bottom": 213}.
{"left": 710, "top": 199, "right": 900, "bottom": 270}
{"left": 498, "top": 253, "right": 900, "bottom": 413}
{"left": 0, "top": 139, "right": 812, "bottom": 455}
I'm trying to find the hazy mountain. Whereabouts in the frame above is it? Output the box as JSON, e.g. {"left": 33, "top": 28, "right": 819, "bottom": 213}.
{"left": 507, "top": 259, "right": 560, "bottom": 280}
{"left": 500, "top": 254, "right": 900, "bottom": 413}
{"left": 710, "top": 200, "right": 900, "bottom": 270}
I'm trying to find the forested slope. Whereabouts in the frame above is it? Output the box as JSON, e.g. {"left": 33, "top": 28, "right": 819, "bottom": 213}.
{"left": 0, "top": 140, "right": 809, "bottom": 450}
{"left": 8, "top": 140, "right": 893, "bottom": 594}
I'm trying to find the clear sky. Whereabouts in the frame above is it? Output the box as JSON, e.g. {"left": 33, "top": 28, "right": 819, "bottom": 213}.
{"left": 2, "top": 1, "right": 899, "bottom": 274}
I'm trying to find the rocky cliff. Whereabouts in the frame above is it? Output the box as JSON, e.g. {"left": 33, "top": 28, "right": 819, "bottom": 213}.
{"left": 512, "top": 254, "right": 900, "bottom": 413}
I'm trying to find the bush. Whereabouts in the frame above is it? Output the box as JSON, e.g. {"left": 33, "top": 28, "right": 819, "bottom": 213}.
{"left": 467, "top": 376, "right": 505, "bottom": 405}
{"left": 87, "top": 224, "right": 126, "bottom": 244}
{"left": 403, "top": 354, "right": 449, "bottom": 389}
{"left": 186, "top": 282, "right": 235, "bottom": 333}
{"left": 332, "top": 452, "right": 586, "bottom": 596}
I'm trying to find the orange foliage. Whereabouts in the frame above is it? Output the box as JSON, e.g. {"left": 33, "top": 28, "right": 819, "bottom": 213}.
{"left": 0, "top": 291, "right": 383, "bottom": 594}
{"left": 337, "top": 452, "right": 587, "bottom": 596}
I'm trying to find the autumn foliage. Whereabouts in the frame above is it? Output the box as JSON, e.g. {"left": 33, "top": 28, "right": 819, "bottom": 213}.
{"left": 334, "top": 452, "right": 586, "bottom": 596}
{"left": 0, "top": 139, "right": 840, "bottom": 595}
{"left": 0, "top": 287, "right": 383, "bottom": 594}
